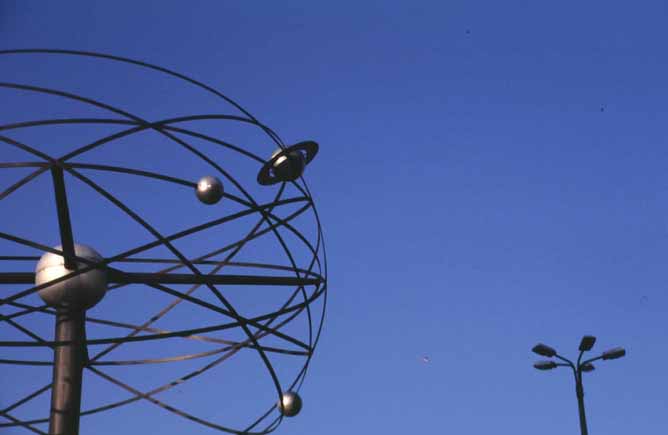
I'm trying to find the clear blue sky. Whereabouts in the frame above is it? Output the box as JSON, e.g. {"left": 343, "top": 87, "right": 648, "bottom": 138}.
{"left": 1, "top": 1, "right": 667, "bottom": 434}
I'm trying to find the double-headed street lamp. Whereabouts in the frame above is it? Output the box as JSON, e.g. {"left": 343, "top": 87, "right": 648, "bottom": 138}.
{"left": 532, "top": 336, "right": 626, "bottom": 435}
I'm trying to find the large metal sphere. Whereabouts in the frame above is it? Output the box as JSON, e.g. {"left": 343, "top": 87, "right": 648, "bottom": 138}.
{"left": 278, "top": 391, "right": 303, "bottom": 417}
{"left": 195, "top": 175, "right": 224, "bottom": 205}
{"left": 272, "top": 149, "right": 306, "bottom": 182}
{"left": 35, "top": 244, "right": 107, "bottom": 309}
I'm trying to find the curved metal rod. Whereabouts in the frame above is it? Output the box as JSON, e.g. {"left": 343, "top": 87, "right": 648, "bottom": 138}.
{"left": 0, "top": 117, "right": 134, "bottom": 131}
{"left": 0, "top": 130, "right": 313, "bottom": 276}
{"left": 3, "top": 308, "right": 290, "bottom": 350}
{"left": 0, "top": 202, "right": 318, "bottom": 337}
{"left": 0, "top": 113, "right": 269, "bottom": 163}
{"left": 0, "top": 296, "right": 325, "bottom": 432}
{"left": 0, "top": 197, "right": 314, "bottom": 321}
{"left": 68, "top": 162, "right": 196, "bottom": 187}
{"left": 0, "top": 342, "right": 309, "bottom": 366}
{"left": 0, "top": 193, "right": 309, "bottom": 304}
{"left": 0, "top": 290, "right": 313, "bottom": 431}
{"left": 0, "top": 112, "right": 318, "bottom": 281}
{"left": 0, "top": 82, "right": 273, "bottom": 162}
{"left": 0, "top": 220, "right": 326, "bottom": 430}
{"left": 0, "top": 83, "right": 281, "bottom": 236}
{"left": 0, "top": 170, "right": 316, "bottom": 432}
{"left": 86, "top": 181, "right": 293, "bottom": 364}
{"left": 0, "top": 257, "right": 321, "bottom": 279}
{"left": 0, "top": 194, "right": 309, "bottom": 434}
{"left": 82, "top": 281, "right": 314, "bottom": 434}
{"left": 0, "top": 285, "right": 324, "bottom": 349}
{"left": 0, "top": 48, "right": 286, "bottom": 146}
{"left": 0, "top": 266, "right": 318, "bottom": 433}
{"left": 0, "top": 384, "right": 51, "bottom": 415}
{"left": 85, "top": 272, "right": 316, "bottom": 434}
{"left": 0, "top": 225, "right": 324, "bottom": 354}
{"left": 0, "top": 412, "right": 46, "bottom": 435}
{"left": 64, "top": 167, "right": 315, "bottom": 368}
{"left": 0, "top": 165, "right": 47, "bottom": 200}
{"left": 0, "top": 162, "right": 48, "bottom": 168}
{"left": 287, "top": 181, "right": 329, "bottom": 395}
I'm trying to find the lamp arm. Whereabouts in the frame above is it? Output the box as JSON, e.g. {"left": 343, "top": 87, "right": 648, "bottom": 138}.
{"left": 581, "top": 355, "right": 603, "bottom": 366}
{"left": 555, "top": 353, "right": 575, "bottom": 369}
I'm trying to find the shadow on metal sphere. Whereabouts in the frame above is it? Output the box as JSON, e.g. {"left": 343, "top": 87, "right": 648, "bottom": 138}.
{"left": 195, "top": 175, "right": 224, "bottom": 205}
{"left": 278, "top": 391, "right": 303, "bottom": 417}
{"left": 272, "top": 149, "right": 306, "bottom": 183}
{"left": 35, "top": 244, "right": 107, "bottom": 309}
{"left": 257, "top": 141, "right": 319, "bottom": 185}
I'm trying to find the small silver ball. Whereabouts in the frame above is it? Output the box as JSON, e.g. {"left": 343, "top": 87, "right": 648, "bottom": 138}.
{"left": 271, "top": 149, "right": 305, "bottom": 182}
{"left": 35, "top": 244, "right": 107, "bottom": 309}
{"left": 196, "top": 176, "right": 224, "bottom": 205}
{"left": 278, "top": 391, "right": 302, "bottom": 417}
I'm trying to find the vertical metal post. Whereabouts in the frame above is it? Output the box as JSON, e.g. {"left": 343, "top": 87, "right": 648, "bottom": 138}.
{"left": 575, "top": 371, "right": 589, "bottom": 435}
{"left": 49, "top": 308, "right": 87, "bottom": 435}
{"left": 50, "top": 166, "right": 77, "bottom": 270}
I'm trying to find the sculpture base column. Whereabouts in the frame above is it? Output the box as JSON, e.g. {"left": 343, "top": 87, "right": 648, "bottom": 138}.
{"left": 49, "top": 308, "right": 86, "bottom": 435}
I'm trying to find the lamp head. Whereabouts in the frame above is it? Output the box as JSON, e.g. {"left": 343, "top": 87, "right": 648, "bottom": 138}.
{"left": 579, "top": 335, "right": 597, "bottom": 352}
{"left": 532, "top": 343, "right": 557, "bottom": 358}
{"left": 602, "top": 347, "right": 626, "bottom": 360}
{"left": 534, "top": 361, "right": 557, "bottom": 371}
{"left": 580, "top": 362, "right": 595, "bottom": 372}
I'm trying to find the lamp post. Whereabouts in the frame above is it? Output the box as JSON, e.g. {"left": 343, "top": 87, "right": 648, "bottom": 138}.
{"left": 531, "top": 336, "right": 626, "bottom": 435}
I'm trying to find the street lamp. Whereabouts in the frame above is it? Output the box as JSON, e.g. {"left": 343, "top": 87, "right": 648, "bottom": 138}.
{"left": 531, "top": 336, "right": 626, "bottom": 435}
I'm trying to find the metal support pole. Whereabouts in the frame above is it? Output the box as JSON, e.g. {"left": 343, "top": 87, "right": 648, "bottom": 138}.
{"left": 49, "top": 308, "right": 87, "bottom": 435}
{"left": 575, "top": 372, "right": 589, "bottom": 435}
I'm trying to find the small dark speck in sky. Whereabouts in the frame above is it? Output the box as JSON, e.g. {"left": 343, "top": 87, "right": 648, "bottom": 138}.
{"left": 466, "top": 29, "right": 471, "bottom": 35}
{"left": 600, "top": 105, "right": 606, "bottom": 112}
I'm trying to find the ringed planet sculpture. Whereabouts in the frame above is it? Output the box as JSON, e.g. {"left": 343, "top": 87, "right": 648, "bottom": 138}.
{"left": 0, "top": 49, "right": 327, "bottom": 435}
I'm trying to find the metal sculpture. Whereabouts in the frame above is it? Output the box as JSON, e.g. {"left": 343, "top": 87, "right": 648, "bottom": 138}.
{"left": 0, "top": 49, "right": 327, "bottom": 435}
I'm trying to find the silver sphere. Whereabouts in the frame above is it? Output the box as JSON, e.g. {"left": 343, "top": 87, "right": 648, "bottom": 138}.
{"left": 196, "top": 176, "right": 224, "bottom": 205}
{"left": 272, "top": 149, "right": 306, "bottom": 182}
{"left": 35, "top": 244, "right": 107, "bottom": 309}
{"left": 278, "top": 391, "right": 302, "bottom": 417}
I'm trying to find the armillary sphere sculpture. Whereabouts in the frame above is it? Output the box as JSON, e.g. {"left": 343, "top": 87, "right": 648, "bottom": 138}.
{"left": 0, "top": 49, "right": 327, "bottom": 435}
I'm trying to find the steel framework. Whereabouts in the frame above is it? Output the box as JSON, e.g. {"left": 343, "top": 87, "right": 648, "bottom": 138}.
{"left": 0, "top": 49, "right": 327, "bottom": 435}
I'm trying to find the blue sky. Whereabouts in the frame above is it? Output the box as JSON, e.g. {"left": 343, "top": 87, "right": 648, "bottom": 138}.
{"left": 1, "top": 1, "right": 667, "bottom": 434}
